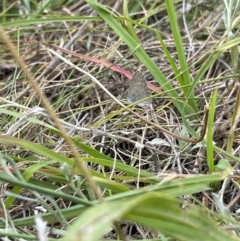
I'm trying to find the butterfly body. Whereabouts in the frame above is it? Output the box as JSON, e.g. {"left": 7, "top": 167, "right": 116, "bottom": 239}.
{"left": 127, "top": 71, "right": 152, "bottom": 109}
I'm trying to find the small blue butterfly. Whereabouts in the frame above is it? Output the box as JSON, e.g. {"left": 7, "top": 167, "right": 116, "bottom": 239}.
{"left": 127, "top": 71, "right": 152, "bottom": 109}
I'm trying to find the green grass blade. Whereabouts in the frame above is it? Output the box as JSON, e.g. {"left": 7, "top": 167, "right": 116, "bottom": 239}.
{"left": 85, "top": 0, "right": 196, "bottom": 117}
{"left": 165, "top": 0, "right": 198, "bottom": 111}
{"left": 207, "top": 89, "right": 218, "bottom": 174}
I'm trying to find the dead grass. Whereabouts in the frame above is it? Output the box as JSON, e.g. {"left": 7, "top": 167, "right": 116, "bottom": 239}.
{"left": 0, "top": 0, "right": 240, "bottom": 240}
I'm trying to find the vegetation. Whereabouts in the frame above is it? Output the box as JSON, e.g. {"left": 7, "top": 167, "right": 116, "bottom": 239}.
{"left": 0, "top": 0, "right": 240, "bottom": 240}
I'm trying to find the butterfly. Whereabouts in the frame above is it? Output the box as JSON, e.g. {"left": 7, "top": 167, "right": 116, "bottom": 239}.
{"left": 127, "top": 71, "right": 152, "bottom": 109}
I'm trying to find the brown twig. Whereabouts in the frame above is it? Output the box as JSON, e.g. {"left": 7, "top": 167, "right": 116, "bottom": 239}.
{"left": 0, "top": 24, "right": 104, "bottom": 202}
{"left": 128, "top": 107, "right": 209, "bottom": 144}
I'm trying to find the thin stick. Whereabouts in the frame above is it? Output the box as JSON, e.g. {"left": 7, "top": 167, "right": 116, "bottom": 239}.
{"left": 0, "top": 24, "right": 104, "bottom": 202}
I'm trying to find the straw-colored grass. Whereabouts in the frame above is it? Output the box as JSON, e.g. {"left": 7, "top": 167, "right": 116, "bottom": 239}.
{"left": 0, "top": 1, "right": 240, "bottom": 241}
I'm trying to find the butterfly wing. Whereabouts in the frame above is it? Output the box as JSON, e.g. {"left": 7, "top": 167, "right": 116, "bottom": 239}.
{"left": 127, "top": 71, "right": 152, "bottom": 109}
